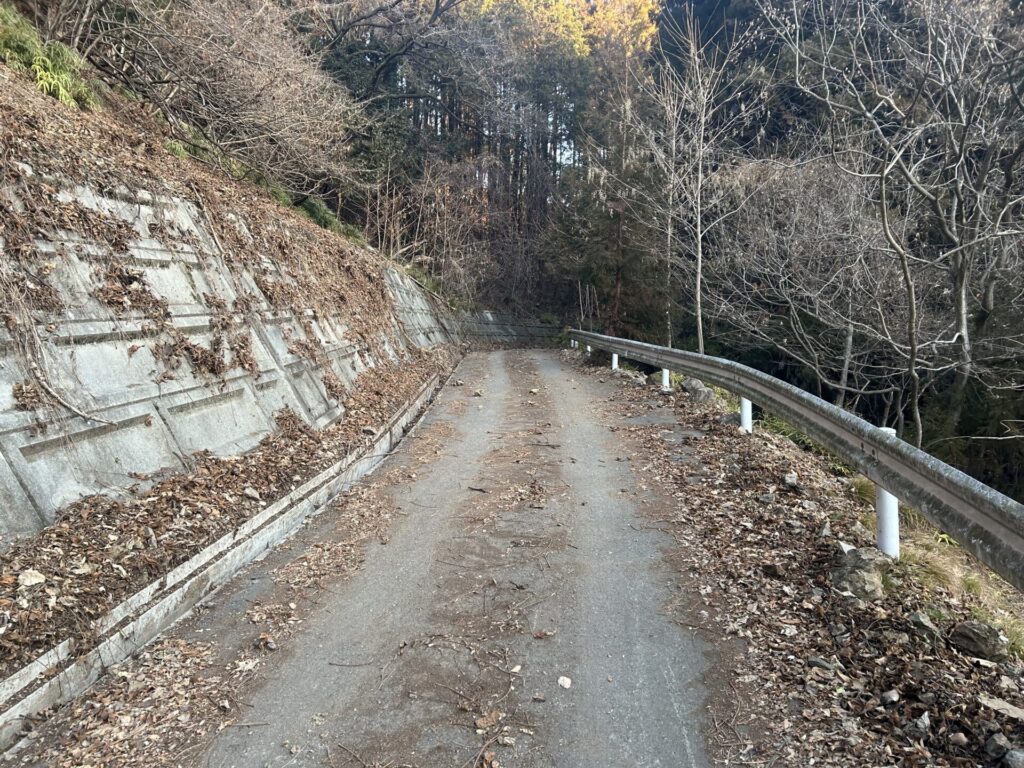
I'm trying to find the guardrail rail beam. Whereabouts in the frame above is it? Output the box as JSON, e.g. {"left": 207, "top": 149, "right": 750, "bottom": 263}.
{"left": 568, "top": 328, "right": 1024, "bottom": 592}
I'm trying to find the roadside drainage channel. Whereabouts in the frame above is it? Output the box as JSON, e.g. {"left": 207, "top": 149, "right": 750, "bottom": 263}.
{"left": 0, "top": 369, "right": 448, "bottom": 752}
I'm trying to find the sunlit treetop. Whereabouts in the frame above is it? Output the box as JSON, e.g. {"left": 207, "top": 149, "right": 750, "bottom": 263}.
{"left": 583, "top": 0, "right": 660, "bottom": 57}
{"left": 466, "top": 0, "right": 660, "bottom": 59}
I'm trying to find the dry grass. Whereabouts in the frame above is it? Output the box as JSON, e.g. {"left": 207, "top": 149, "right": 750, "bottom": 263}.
{"left": 849, "top": 474, "right": 1024, "bottom": 659}
{"left": 901, "top": 531, "right": 1024, "bottom": 658}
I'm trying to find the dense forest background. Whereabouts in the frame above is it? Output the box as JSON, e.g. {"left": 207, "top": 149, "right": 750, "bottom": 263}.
{"left": 4, "top": 0, "right": 1024, "bottom": 500}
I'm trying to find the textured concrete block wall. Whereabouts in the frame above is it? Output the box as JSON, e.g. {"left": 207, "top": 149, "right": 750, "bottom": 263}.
{"left": 0, "top": 174, "right": 451, "bottom": 544}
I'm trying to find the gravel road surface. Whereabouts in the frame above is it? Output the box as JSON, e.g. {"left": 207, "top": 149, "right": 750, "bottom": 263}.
{"left": 200, "top": 349, "right": 710, "bottom": 767}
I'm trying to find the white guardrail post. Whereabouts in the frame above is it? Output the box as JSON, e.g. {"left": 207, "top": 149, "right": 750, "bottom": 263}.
{"left": 740, "top": 397, "right": 753, "bottom": 434}
{"left": 876, "top": 427, "right": 900, "bottom": 559}
{"left": 611, "top": 353, "right": 619, "bottom": 371}
{"left": 661, "top": 368, "right": 670, "bottom": 391}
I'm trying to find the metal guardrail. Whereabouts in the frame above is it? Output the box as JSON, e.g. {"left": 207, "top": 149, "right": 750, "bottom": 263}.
{"left": 569, "top": 329, "right": 1024, "bottom": 592}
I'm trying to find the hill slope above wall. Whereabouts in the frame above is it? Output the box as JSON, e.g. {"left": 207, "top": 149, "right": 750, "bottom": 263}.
{"left": 0, "top": 66, "right": 457, "bottom": 542}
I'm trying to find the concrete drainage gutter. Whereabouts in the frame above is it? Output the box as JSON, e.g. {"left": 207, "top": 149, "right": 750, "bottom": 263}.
{"left": 0, "top": 371, "right": 444, "bottom": 751}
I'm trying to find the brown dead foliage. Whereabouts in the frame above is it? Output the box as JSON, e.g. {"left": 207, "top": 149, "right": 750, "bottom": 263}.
{"left": 1, "top": 416, "right": 434, "bottom": 768}
{"left": 581, "top": 358, "right": 1024, "bottom": 767}
{"left": 94, "top": 264, "right": 170, "bottom": 318}
{"left": 11, "top": 381, "right": 54, "bottom": 411}
{"left": 274, "top": 483, "right": 396, "bottom": 592}
{"left": 228, "top": 331, "right": 258, "bottom": 374}
{"left": 152, "top": 330, "right": 230, "bottom": 380}
{"left": 15, "top": 638, "right": 223, "bottom": 768}
{"left": 0, "top": 351, "right": 450, "bottom": 679}
{"left": 0, "top": 269, "right": 63, "bottom": 314}
{"left": 0, "top": 65, "right": 401, "bottom": 387}
{"left": 322, "top": 369, "right": 347, "bottom": 402}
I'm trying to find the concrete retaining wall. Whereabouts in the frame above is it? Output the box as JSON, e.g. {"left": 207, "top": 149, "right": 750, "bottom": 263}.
{"left": 0, "top": 182, "right": 445, "bottom": 542}
{"left": 0, "top": 173, "right": 554, "bottom": 544}
{"left": 459, "top": 310, "right": 560, "bottom": 344}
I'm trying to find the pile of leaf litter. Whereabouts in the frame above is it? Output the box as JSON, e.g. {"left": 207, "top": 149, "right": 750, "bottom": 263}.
{"left": 576, "top": 356, "right": 1024, "bottom": 767}
{"left": 0, "top": 350, "right": 450, "bottom": 679}
{"left": 0, "top": 409, "right": 445, "bottom": 768}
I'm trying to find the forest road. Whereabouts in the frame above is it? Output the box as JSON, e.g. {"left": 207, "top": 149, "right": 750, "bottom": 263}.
{"left": 203, "top": 349, "right": 711, "bottom": 768}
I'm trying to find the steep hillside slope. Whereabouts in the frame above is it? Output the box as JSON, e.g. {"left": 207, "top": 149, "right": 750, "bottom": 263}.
{"left": 0, "top": 63, "right": 454, "bottom": 534}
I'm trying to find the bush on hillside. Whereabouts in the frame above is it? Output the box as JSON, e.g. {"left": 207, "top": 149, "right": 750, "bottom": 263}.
{"left": 0, "top": 5, "right": 95, "bottom": 108}
{"left": 20, "top": 0, "right": 363, "bottom": 196}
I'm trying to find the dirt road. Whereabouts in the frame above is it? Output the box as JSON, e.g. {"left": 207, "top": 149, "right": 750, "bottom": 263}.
{"left": 12, "top": 348, "right": 1024, "bottom": 768}
{"left": 195, "top": 349, "right": 711, "bottom": 767}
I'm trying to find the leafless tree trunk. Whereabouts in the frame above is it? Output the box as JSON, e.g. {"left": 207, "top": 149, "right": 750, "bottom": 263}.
{"left": 621, "top": 11, "right": 757, "bottom": 353}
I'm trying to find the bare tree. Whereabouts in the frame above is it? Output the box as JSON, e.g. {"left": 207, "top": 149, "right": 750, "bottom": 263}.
{"left": 294, "top": 0, "right": 467, "bottom": 97}
{"left": 705, "top": 151, "right": 946, "bottom": 434}
{"left": 621, "top": 12, "right": 758, "bottom": 352}
{"left": 764, "top": 0, "right": 1024, "bottom": 439}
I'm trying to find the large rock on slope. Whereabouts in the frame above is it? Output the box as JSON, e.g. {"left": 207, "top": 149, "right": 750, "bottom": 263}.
{"left": 681, "top": 377, "right": 716, "bottom": 402}
{"left": 907, "top": 610, "right": 943, "bottom": 645}
{"left": 950, "top": 621, "right": 1008, "bottom": 662}
{"left": 829, "top": 547, "right": 890, "bottom": 600}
